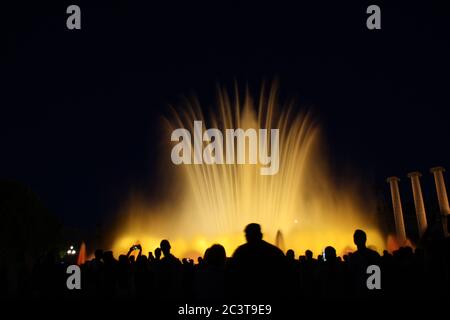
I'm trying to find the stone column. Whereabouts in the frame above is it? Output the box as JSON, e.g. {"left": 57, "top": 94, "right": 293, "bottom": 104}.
{"left": 387, "top": 176, "right": 407, "bottom": 244}
{"left": 430, "top": 167, "right": 449, "bottom": 236}
{"left": 407, "top": 172, "right": 428, "bottom": 237}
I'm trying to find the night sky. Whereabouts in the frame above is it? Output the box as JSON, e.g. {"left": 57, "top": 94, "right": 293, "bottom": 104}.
{"left": 2, "top": 1, "right": 449, "bottom": 228}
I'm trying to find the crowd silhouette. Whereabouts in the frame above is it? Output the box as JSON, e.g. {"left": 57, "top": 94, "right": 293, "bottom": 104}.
{"left": 2, "top": 223, "right": 450, "bottom": 300}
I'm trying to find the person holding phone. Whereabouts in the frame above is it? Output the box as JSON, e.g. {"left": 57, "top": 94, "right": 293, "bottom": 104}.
{"left": 126, "top": 244, "right": 142, "bottom": 260}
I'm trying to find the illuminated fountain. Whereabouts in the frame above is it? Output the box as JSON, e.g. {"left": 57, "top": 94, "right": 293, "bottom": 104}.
{"left": 111, "top": 84, "right": 385, "bottom": 258}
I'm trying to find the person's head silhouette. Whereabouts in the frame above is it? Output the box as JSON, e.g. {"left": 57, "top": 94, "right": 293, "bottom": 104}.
{"left": 160, "top": 239, "right": 171, "bottom": 256}
{"left": 204, "top": 244, "right": 226, "bottom": 267}
{"left": 286, "top": 249, "right": 295, "bottom": 260}
{"left": 103, "top": 251, "right": 114, "bottom": 263}
{"left": 244, "top": 223, "right": 263, "bottom": 244}
{"left": 324, "top": 246, "right": 337, "bottom": 262}
{"left": 94, "top": 249, "right": 103, "bottom": 261}
{"left": 353, "top": 229, "right": 367, "bottom": 250}
{"left": 154, "top": 247, "right": 161, "bottom": 260}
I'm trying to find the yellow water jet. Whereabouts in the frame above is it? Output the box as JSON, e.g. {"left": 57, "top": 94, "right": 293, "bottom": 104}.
{"left": 111, "top": 83, "right": 385, "bottom": 258}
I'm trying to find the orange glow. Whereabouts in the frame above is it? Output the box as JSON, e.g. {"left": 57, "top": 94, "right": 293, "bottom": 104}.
{"left": 109, "top": 84, "right": 386, "bottom": 259}
{"left": 77, "top": 241, "right": 86, "bottom": 265}
{"left": 386, "top": 234, "right": 415, "bottom": 252}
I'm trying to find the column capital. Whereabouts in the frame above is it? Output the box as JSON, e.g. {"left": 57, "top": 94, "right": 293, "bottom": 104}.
{"left": 387, "top": 176, "right": 400, "bottom": 183}
{"left": 430, "top": 166, "right": 445, "bottom": 173}
{"left": 407, "top": 171, "right": 422, "bottom": 178}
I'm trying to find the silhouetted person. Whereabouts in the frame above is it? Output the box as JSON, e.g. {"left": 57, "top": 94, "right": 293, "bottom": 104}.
{"left": 299, "top": 249, "right": 317, "bottom": 297}
{"left": 148, "top": 252, "right": 155, "bottom": 262}
{"left": 102, "top": 251, "right": 117, "bottom": 298}
{"left": 229, "top": 223, "right": 287, "bottom": 300}
{"left": 88, "top": 249, "right": 104, "bottom": 296}
{"left": 286, "top": 249, "right": 295, "bottom": 260}
{"left": 157, "top": 240, "right": 182, "bottom": 300}
{"left": 154, "top": 247, "right": 162, "bottom": 261}
{"left": 348, "top": 229, "right": 380, "bottom": 298}
{"left": 127, "top": 244, "right": 142, "bottom": 259}
{"left": 10, "top": 221, "right": 450, "bottom": 301}
{"left": 195, "top": 244, "right": 227, "bottom": 301}
{"left": 160, "top": 240, "right": 180, "bottom": 264}
{"left": 324, "top": 246, "right": 336, "bottom": 261}
{"left": 285, "top": 249, "right": 300, "bottom": 296}
{"left": 319, "top": 246, "right": 345, "bottom": 298}
{"left": 117, "top": 254, "right": 134, "bottom": 298}
{"left": 305, "top": 250, "right": 314, "bottom": 262}
{"left": 134, "top": 254, "right": 153, "bottom": 299}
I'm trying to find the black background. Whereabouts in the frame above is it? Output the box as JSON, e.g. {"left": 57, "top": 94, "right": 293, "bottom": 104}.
{"left": 1, "top": 1, "right": 449, "bottom": 229}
